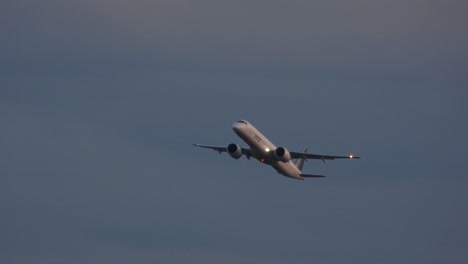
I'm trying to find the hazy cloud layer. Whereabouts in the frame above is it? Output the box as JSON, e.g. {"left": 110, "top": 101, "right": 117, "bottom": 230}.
{"left": 1, "top": 1, "right": 467, "bottom": 263}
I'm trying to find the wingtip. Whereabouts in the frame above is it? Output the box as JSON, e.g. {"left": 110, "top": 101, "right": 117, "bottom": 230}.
{"left": 349, "top": 154, "right": 363, "bottom": 159}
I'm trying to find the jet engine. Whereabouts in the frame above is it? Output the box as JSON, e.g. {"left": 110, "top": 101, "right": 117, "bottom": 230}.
{"left": 274, "top": 147, "right": 291, "bottom": 162}
{"left": 227, "top": 143, "right": 242, "bottom": 159}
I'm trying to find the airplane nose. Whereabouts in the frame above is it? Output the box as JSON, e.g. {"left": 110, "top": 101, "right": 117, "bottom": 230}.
{"left": 232, "top": 122, "right": 244, "bottom": 132}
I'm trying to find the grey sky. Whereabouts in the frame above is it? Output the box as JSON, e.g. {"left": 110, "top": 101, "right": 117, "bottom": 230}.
{"left": 1, "top": 1, "right": 467, "bottom": 263}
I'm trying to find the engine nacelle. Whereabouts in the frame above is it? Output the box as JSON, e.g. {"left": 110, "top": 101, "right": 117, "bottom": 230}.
{"left": 227, "top": 143, "right": 242, "bottom": 159}
{"left": 274, "top": 147, "right": 291, "bottom": 162}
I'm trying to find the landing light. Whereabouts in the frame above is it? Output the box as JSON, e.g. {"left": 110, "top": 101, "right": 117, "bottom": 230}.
{"left": 349, "top": 155, "right": 353, "bottom": 159}
{"left": 265, "top": 148, "right": 270, "bottom": 152}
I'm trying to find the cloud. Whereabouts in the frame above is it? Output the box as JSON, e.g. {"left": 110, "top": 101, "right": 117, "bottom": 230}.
{"left": 2, "top": 0, "right": 467, "bottom": 78}
{"left": 1, "top": 1, "right": 467, "bottom": 263}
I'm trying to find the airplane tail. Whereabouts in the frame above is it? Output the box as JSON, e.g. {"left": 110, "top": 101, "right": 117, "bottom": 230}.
{"left": 294, "top": 147, "right": 307, "bottom": 171}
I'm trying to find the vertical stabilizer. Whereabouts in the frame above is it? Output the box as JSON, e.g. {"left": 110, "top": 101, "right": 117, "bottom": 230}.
{"left": 294, "top": 147, "right": 307, "bottom": 171}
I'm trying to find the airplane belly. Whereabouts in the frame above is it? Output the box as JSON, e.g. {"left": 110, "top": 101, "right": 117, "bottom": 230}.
{"left": 272, "top": 161, "right": 303, "bottom": 180}
{"left": 234, "top": 126, "right": 276, "bottom": 160}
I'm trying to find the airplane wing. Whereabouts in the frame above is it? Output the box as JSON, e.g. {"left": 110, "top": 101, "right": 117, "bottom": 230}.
{"left": 289, "top": 151, "right": 361, "bottom": 160}
{"left": 193, "top": 144, "right": 359, "bottom": 160}
{"left": 192, "top": 144, "right": 252, "bottom": 156}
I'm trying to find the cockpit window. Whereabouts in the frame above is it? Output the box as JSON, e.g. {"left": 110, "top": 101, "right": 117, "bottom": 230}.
{"left": 237, "top": 120, "right": 248, "bottom": 124}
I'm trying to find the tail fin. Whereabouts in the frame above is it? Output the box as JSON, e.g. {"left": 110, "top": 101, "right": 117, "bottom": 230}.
{"left": 294, "top": 147, "right": 307, "bottom": 171}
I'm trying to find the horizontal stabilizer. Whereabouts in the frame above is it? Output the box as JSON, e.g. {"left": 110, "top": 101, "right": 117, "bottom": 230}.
{"left": 300, "top": 173, "right": 326, "bottom": 178}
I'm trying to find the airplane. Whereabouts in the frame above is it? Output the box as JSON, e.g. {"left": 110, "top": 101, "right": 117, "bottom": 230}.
{"left": 193, "top": 120, "right": 361, "bottom": 180}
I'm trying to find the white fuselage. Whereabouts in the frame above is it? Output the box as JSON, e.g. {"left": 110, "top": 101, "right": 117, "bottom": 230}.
{"left": 232, "top": 121, "right": 304, "bottom": 180}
